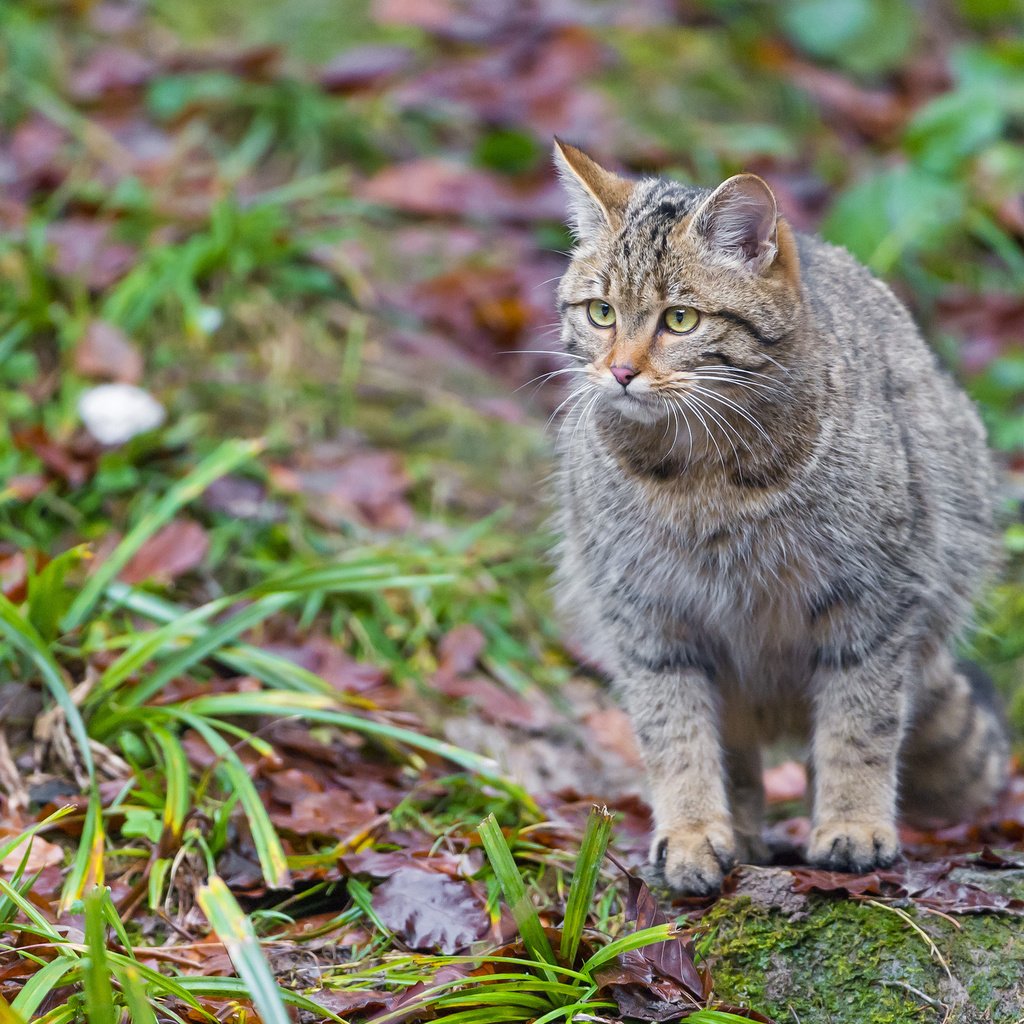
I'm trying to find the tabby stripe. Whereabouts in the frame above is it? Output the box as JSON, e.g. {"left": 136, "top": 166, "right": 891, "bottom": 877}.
{"left": 712, "top": 309, "right": 786, "bottom": 347}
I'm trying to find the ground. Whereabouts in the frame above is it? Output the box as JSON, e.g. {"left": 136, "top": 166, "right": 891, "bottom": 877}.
{"left": 0, "top": 1, "right": 1023, "bottom": 1022}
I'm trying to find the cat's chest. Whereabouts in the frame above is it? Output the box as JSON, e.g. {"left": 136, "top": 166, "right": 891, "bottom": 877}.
{"left": 573, "top": 465, "right": 823, "bottom": 635}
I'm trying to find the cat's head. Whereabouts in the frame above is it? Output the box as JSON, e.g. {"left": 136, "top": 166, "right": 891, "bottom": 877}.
{"left": 554, "top": 140, "right": 804, "bottom": 429}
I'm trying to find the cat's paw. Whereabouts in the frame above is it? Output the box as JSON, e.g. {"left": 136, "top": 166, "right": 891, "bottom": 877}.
{"left": 807, "top": 821, "right": 899, "bottom": 872}
{"left": 652, "top": 821, "right": 736, "bottom": 895}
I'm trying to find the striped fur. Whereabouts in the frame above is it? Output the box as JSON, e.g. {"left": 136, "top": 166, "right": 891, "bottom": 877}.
{"left": 550, "top": 142, "right": 1008, "bottom": 894}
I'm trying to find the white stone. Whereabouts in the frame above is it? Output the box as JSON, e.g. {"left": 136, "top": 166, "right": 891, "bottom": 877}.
{"left": 78, "top": 384, "right": 166, "bottom": 446}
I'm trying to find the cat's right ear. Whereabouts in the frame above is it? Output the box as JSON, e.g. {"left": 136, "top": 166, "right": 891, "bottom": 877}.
{"left": 553, "top": 139, "right": 632, "bottom": 238}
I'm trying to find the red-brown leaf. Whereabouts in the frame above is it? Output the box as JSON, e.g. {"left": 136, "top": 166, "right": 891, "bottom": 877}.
{"left": 74, "top": 320, "right": 144, "bottom": 384}
{"left": 119, "top": 520, "right": 209, "bottom": 585}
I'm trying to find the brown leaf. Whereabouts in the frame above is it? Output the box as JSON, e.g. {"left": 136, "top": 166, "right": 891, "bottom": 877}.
{"left": 319, "top": 44, "right": 415, "bottom": 92}
{"left": 0, "top": 834, "right": 63, "bottom": 874}
{"left": 47, "top": 219, "right": 137, "bottom": 290}
{"left": 394, "top": 27, "right": 613, "bottom": 138}
{"left": 74, "top": 320, "right": 144, "bottom": 384}
{"left": 13, "top": 425, "right": 99, "bottom": 488}
{"left": 434, "top": 674, "right": 543, "bottom": 728}
{"left": 270, "top": 450, "right": 414, "bottom": 531}
{"left": 788, "top": 860, "right": 1024, "bottom": 915}
{"left": 371, "top": 867, "right": 489, "bottom": 953}
{"left": 358, "top": 158, "right": 565, "bottom": 223}
{"left": 437, "top": 625, "right": 486, "bottom": 678}
{"left": 268, "top": 782, "right": 380, "bottom": 840}
{"left": 119, "top": 520, "right": 210, "bottom": 585}
{"left": 70, "top": 45, "right": 158, "bottom": 101}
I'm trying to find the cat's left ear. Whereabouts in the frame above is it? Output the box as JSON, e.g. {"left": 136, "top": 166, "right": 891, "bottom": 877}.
{"left": 687, "top": 174, "right": 778, "bottom": 274}
{"left": 553, "top": 139, "right": 632, "bottom": 238}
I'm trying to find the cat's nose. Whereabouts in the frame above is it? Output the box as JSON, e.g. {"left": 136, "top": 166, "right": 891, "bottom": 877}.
{"left": 610, "top": 364, "right": 636, "bottom": 387}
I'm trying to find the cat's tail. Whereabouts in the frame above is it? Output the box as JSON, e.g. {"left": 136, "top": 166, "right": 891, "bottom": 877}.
{"left": 898, "top": 652, "right": 1010, "bottom": 827}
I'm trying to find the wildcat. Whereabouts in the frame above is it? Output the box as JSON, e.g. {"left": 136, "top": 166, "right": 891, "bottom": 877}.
{"left": 550, "top": 140, "right": 1009, "bottom": 894}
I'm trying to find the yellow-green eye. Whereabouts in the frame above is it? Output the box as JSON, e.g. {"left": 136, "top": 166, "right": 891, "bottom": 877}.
{"left": 587, "top": 299, "right": 616, "bottom": 328}
{"left": 663, "top": 306, "right": 700, "bottom": 334}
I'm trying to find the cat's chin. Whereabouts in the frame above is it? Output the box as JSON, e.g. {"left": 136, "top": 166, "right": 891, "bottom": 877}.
{"left": 605, "top": 392, "right": 665, "bottom": 425}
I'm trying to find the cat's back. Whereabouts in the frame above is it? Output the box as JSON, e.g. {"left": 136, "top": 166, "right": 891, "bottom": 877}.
{"left": 793, "top": 232, "right": 996, "bottom": 605}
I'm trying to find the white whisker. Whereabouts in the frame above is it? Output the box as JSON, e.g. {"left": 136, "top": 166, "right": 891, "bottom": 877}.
{"left": 548, "top": 383, "right": 593, "bottom": 429}
{"left": 689, "top": 384, "right": 777, "bottom": 449}
{"left": 514, "top": 366, "right": 589, "bottom": 394}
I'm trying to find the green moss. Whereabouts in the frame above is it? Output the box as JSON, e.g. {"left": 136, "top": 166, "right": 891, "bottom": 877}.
{"left": 702, "top": 891, "right": 1024, "bottom": 1023}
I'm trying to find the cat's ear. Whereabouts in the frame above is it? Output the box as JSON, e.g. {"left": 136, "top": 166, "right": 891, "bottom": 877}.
{"left": 553, "top": 139, "right": 632, "bottom": 238}
{"left": 687, "top": 174, "right": 778, "bottom": 274}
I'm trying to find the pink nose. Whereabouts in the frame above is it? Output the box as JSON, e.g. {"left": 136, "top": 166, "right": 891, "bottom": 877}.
{"left": 610, "top": 364, "right": 636, "bottom": 387}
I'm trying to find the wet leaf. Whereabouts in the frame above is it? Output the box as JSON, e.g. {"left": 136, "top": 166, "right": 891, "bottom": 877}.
{"left": 371, "top": 867, "right": 489, "bottom": 953}
{"left": 73, "top": 320, "right": 144, "bottom": 384}
{"left": 319, "top": 44, "right": 415, "bottom": 92}
{"left": 47, "top": 220, "right": 138, "bottom": 290}
{"left": 118, "top": 519, "right": 209, "bottom": 585}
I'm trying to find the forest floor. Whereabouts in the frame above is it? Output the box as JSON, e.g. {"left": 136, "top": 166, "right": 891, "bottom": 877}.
{"left": 1, "top": 1, "right": 1024, "bottom": 1022}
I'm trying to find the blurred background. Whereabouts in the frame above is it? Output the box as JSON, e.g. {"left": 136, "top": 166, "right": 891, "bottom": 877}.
{"left": 1, "top": 0, "right": 1023, "bottom": 846}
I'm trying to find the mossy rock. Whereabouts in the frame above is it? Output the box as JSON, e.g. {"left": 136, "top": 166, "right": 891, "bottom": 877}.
{"left": 700, "top": 868, "right": 1024, "bottom": 1023}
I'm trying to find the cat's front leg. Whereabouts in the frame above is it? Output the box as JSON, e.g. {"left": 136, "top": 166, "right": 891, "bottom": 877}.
{"left": 807, "top": 645, "right": 911, "bottom": 871}
{"left": 620, "top": 657, "right": 735, "bottom": 895}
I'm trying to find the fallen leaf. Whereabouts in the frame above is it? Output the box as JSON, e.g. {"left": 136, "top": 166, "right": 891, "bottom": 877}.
{"left": 270, "top": 450, "right": 413, "bottom": 531}
{"left": 118, "top": 519, "right": 209, "bottom": 585}
{"left": 436, "top": 624, "right": 487, "bottom": 677}
{"left": 13, "top": 425, "right": 99, "bottom": 488}
{"left": 583, "top": 707, "right": 643, "bottom": 768}
{"left": 358, "top": 158, "right": 565, "bottom": 222}
{"left": 74, "top": 320, "right": 144, "bottom": 384}
{"left": 47, "top": 219, "right": 137, "bottom": 290}
{"left": 371, "top": 867, "right": 488, "bottom": 953}
{"left": 70, "top": 45, "right": 158, "bottom": 101}
{"left": 319, "top": 44, "right": 415, "bottom": 92}
{"left": 594, "top": 873, "right": 705, "bottom": 1021}
{"left": 788, "top": 859, "right": 1024, "bottom": 915}
{"left": 268, "top": 782, "right": 380, "bottom": 840}
{"left": 434, "top": 674, "right": 543, "bottom": 728}
{"left": 0, "top": 834, "right": 64, "bottom": 874}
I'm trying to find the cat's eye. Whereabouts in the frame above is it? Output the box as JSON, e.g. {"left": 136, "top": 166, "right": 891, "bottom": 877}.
{"left": 587, "top": 299, "right": 616, "bottom": 328}
{"left": 663, "top": 306, "right": 700, "bottom": 334}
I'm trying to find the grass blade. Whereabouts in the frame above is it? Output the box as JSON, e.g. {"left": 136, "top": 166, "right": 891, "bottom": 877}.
{"left": 579, "top": 923, "right": 679, "bottom": 977}
{"left": 0, "top": 994, "right": 26, "bottom": 1024}
{"left": 0, "top": 594, "right": 94, "bottom": 777}
{"left": 63, "top": 438, "right": 262, "bottom": 631}
{"left": 176, "top": 713, "right": 290, "bottom": 888}
{"left": 60, "top": 787, "right": 106, "bottom": 913}
{"left": 179, "top": 691, "right": 517, "bottom": 784}
{"left": 197, "top": 876, "right": 291, "bottom": 1024}
{"left": 477, "top": 815, "right": 557, "bottom": 981}
{"left": 559, "top": 805, "right": 612, "bottom": 967}
{"left": 83, "top": 888, "right": 117, "bottom": 1024}
{"left": 120, "top": 592, "right": 294, "bottom": 707}
{"left": 117, "top": 964, "right": 159, "bottom": 1024}
{"left": 10, "top": 958, "right": 79, "bottom": 1017}
{"left": 176, "top": 977, "right": 347, "bottom": 1022}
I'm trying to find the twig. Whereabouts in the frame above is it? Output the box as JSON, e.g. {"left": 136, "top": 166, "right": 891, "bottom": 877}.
{"left": 0, "top": 727, "right": 29, "bottom": 811}
{"left": 865, "top": 899, "right": 953, "bottom": 981}
{"left": 880, "top": 980, "right": 951, "bottom": 1022}
{"left": 918, "top": 904, "right": 962, "bottom": 931}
